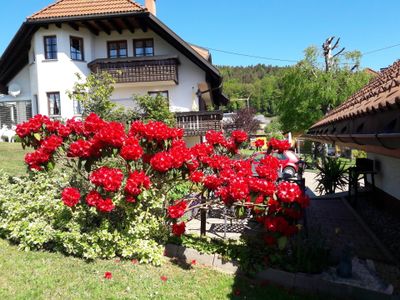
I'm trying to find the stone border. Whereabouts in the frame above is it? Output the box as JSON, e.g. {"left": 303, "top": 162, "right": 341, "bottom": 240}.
{"left": 165, "top": 244, "right": 398, "bottom": 300}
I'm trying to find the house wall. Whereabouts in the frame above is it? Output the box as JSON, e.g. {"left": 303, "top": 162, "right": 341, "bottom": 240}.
{"left": 32, "top": 25, "right": 93, "bottom": 118}
{"left": 367, "top": 152, "right": 400, "bottom": 200}
{"left": 9, "top": 25, "right": 206, "bottom": 119}
{"left": 0, "top": 65, "right": 31, "bottom": 103}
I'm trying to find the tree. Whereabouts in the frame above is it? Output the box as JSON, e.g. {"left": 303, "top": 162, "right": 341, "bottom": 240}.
{"left": 67, "top": 72, "right": 137, "bottom": 122}
{"left": 276, "top": 42, "right": 372, "bottom": 133}
{"left": 134, "top": 94, "right": 176, "bottom": 126}
{"left": 226, "top": 107, "right": 261, "bottom": 134}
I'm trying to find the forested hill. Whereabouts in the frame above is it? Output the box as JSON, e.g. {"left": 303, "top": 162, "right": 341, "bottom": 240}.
{"left": 217, "top": 64, "right": 286, "bottom": 115}
{"left": 218, "top": 64, "right": 284, "bottom": 83}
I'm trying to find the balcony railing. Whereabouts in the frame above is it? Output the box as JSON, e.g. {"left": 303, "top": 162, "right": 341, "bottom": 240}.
{"left": 176, "top": 111, "right": 223, "bottom": 137}
{"left": 88, "top": 55, "right": 179, "bottom": 84}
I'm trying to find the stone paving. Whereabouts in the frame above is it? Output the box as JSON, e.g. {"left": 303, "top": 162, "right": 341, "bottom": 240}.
{"left": 303, "top": 171, "right": 394, "bottom": 264}
{"left": 187, "top": 171, "right": 395, "bottom": 265}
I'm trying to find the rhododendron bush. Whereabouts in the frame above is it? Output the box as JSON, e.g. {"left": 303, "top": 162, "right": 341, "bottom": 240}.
{"left": 11, "top": 113, "right": 309, "bottom": 263}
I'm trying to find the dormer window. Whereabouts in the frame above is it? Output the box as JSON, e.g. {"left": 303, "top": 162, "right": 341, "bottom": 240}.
{"left": 107, "top": 41, "right": 127, "bottom": 58}
{"left": 70, "top": 36, "right": 84, "bottom": 61}
{"left": 44, "top": 36, "right": 57, "bottom": 60}
{"left": 134, "top": 39, "right": 154, "bottom": 57}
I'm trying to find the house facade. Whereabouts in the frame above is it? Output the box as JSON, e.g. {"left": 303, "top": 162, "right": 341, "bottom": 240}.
{"left": 0, "top": 0, "right": 228, "bottom": 144}
{"left": 307, "top": 61, "right": 400, "bottom": 204}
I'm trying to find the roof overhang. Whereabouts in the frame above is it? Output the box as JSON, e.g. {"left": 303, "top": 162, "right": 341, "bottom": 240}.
{"left": 306, "top": 106, "right": 400, "bottom": 158}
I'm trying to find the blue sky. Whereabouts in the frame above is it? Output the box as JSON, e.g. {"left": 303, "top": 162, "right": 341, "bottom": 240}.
{"left": 1, "top": 0, "right": 400, "bottom": 70}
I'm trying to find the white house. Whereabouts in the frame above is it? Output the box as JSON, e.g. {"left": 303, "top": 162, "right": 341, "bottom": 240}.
{"left": 0, "top": 0, "right": 228, "bottom": 144}
{"left": 307, "top": 60, "right": 400, "bottom": 207}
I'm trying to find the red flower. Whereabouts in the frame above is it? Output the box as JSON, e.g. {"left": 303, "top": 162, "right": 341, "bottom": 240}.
{"left": 93, "top": 121, "right": 126, "bottom": 149}
{"left": 203, "top": 175, "right": 223, "bottom": 190}
{"left": 168, "top": 201, "right": 187, "bottom": 219}
{"left": 41, "top": 135, "right": 63, "bottom": 154}
{"left": 24, "top": 148, "right": 51, "bottom": 170}
{"left": 231, "top": 130, "right": 248, "bottom": 144}
{"left": 255, "top": 139, "right": 265, "bottom": 148}
{"left": 96, "top": 198, "right": 115, "bottom": 213}
{"left": 90, "top": 167, "right": 124, "bottom": 192}
{"left": 124, "top": 171, "right": 151, "bottom": 201}
{"left": 66, "top": 118, "right": 84, "bottom": 135}
{"left": 268, "top": 138, "right": 291, "bottom": 152}
{"left": 104, "top": 272, "right": 112, "bottom": 279}
{"left": 189, "top": 171, "right": 204, "bottom": 183}
{"left": 120, "top": 137, "right": 143, "bottom": 161}
{"left": 228, "top": 178, "right": 249, "bottom": 201}
{"left": 61, "top": 187, "right": 81, "bottom": 207}
{"left": 150, "top": 152, "right": 173, "bottom": 172}
{"left": 205, "top": 130, "right": 225, "bottom": 146}
{"left": 86, "top": 190, "right": 102, "bottom": 207}
{"left": 191, "top": 259, "right": 197, "bottom": 265}
{"left": 277, "top": 181, "right": 302, "bottom": 203}
{"left": 131, "top": 259, "right": 138, "bottom": 265}
{"left": 67, "top": 139, "right": 93, "bottom": 158}
{"left": 172, "top": 222, "right": 186, "bottom": 236}
{"left": 248, "top": 178, "right": 275, "bottom": 195}
{"left": 160, "top": 275, "right": 168, "bottom": 282}
{"left": 84, "top": 113, "right": 106, "bottom": 135}
{"left": 256, "top": 165, "right": 279, "bottom": 182}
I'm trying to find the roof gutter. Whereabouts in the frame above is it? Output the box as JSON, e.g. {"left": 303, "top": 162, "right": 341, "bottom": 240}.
{"left": 304, "top": 132, "right": 400, "bottom": 150}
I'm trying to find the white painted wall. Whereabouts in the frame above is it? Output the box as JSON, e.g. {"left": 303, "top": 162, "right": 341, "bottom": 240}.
{"left": 33, "top": 25, "right": 93, "bottom": 118}
{"left": 0, "top": 65, "right": 31, "bottom": 103}
{"left": 367, "top": 152, "right": 400, "bottom": 200}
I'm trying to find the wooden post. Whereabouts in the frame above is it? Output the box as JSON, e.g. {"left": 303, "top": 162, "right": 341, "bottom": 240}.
{"left": 200, "top": 207, "right": 207, "bottom": 236}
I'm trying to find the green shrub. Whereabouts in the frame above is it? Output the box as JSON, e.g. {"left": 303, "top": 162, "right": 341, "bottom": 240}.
{"left": 0, "top": 170, "right": 166, "bottom": 264}
{"left": 315, "top": 157, "right": 348, "bottom": 195}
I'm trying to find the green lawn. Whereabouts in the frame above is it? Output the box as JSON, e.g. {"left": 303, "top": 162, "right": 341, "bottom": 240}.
{"left": 0, "top": 239, "right": 322, "bottom": 300}
{"left": 0, "top": 142, "right": 29, "bottom": 176}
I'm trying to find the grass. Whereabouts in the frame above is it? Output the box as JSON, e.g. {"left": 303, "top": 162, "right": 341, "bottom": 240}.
{"left": 0, "top": 142, "right": 29, "bottom": 176}
{"left": 0, "top": 239, "right": 324, "bottom": 300}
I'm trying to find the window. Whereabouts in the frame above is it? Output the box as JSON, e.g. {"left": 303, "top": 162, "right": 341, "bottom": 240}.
{"left": 70, "top": 36, "right": 84, "bottom": 61}
{"left": 73, "top": 99, "right": 82, "bottom": 115}
{"left": 107, "top": 41, "right": 128, "bottom": 58}
{"left": 44, "top": 36, "right": 57, "bottom": 60}
{"left": 47, "top": 92, "right": 61, "bottom": 116}
{"left": 134, "top": 39, "right": 154, "bottom": 57}
{"left": 148, "top": 91, "right": 169, "bottom": 100}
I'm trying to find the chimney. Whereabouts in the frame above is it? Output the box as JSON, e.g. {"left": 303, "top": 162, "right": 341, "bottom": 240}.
{"left": 145, "top": 0, "right": 156, "bottom": 16}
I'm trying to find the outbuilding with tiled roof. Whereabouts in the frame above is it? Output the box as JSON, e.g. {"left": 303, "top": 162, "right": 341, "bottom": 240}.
{"left": 307, "top": 60, "right": 400, "bottom": 202}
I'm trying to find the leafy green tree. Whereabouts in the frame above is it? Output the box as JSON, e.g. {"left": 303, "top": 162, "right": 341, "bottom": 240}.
{"left": 134, "top": 94, "right": 176, "bottom": 126}
{"left": 264, "top": 118, "right": 284, "bottom": 139}
{"left": 67, "top": 72, "right": 137, "bottom": 122}
{"left": 276, "top": 45, "right": 371, "bottom": 133}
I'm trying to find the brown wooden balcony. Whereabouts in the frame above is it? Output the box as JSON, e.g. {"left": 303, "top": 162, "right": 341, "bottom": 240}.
{"left": 176, "top": 111, "right": 223, "bottom": 137}
{"left": 88, "top": 55, "right": 179, "bottom": 85}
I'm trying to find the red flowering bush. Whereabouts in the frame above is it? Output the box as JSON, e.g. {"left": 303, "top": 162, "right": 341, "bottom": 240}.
{"left": 16, "top": 113, "right": 308, "bottom": 261}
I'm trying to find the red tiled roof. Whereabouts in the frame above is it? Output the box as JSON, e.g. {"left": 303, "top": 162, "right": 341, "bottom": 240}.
{"left": 312, "top": 61, "right": 400, "bottom": 128}
{"left": 28, "top": 0, "right": 146, "bottom": 20}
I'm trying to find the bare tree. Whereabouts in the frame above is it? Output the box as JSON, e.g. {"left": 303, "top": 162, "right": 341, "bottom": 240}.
{"left": 322, "top": 36, "right": 345, "bottom": 72}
